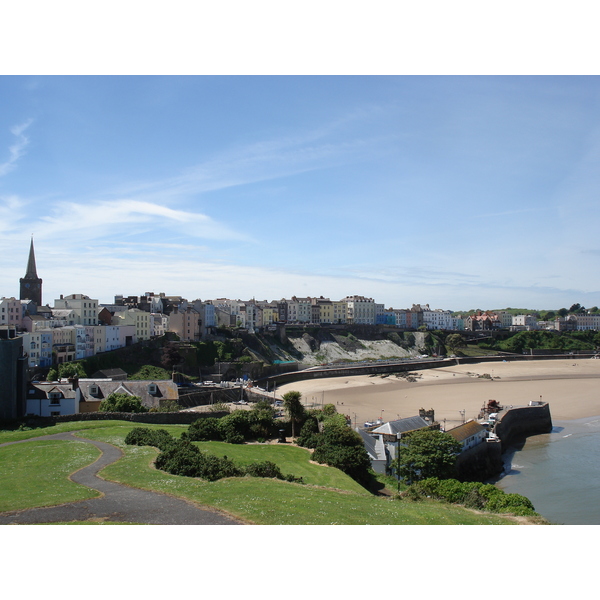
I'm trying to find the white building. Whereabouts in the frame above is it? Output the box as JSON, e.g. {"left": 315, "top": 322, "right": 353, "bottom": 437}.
{"left": 343, "top": 295, "right": 375, "bottom": 325}
{"left": 54, "top": 294, "right": 99, "bottom": 326}
{"left": 422, "top": 307, "right": 453, "bottom": 330}
{"left": 512, "top": 314, "right": 538, "bottom": 330}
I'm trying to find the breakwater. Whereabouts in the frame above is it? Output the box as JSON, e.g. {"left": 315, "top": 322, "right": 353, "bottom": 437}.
{"left": 455, "top": 403, "right": 553, "bottom": 480}
{"left": 494, "top": 402, "right": 553, "bottom": 451}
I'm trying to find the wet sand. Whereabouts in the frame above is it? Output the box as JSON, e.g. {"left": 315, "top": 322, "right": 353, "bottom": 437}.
{"left": 276, "top": 359, "right": 600, "bottom": 431}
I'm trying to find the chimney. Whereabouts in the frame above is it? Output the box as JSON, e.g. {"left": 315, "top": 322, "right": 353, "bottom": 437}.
{"left": 68, "top": 376, "right": 79, "bottom": 391}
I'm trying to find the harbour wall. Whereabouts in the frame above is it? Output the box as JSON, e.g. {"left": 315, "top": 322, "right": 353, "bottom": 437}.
{"left": 456, "top": 403, "right": 552, "bottom": 481}
{"left": 494, "top": 402, "right": 553, "bottom": 452}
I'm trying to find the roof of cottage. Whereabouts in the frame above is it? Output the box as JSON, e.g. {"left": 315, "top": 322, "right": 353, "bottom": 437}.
{"left": 446, "top": 420, "right": 485, "bottom": 442}
{"left": 371, "top": 416, "right": 429, "bottom": 436}
{"left": 357, "top": 428, "right": 387, "bottom": 461}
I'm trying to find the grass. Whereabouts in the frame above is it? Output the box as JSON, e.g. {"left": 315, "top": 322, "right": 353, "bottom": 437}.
{"left": 0, "top": 439, "right": 101, "bottom": 512}
{"left": 1, "top": 421, "right": 530, "bottom": 524}
{"left": 459, "top": 346, "right": 502, "bottom": 357}
{"left": 0, "top": 419, "right": 138, "bottom": 444}
{"left": 195, "top": 441, "right": 367, "bottom": 493}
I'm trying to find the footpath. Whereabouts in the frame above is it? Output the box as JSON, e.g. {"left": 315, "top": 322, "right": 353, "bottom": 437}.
{"left": 0, "top": 432, "right": 241, "bottom": 525}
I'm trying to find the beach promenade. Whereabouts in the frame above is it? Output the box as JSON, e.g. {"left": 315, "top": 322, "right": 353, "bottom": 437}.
{"left": 276, "top": 358, "right": 600, "bottom": 430}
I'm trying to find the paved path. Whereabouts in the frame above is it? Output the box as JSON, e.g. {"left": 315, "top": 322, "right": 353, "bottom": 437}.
{"left": 0, "top": 432, "right": 242, "bottom": 525}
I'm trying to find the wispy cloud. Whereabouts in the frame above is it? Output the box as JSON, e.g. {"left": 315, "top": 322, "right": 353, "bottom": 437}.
{"left": 0, "top": 119, "right": 33, "bottom": 177}
{"left": 109, "top": 122, "right": 392, "bottom": 204}
{"left": 38, "top": 198, "right": 252, "bottom": 243}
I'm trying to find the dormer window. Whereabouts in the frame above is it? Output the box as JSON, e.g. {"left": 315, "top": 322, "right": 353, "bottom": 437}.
{"left": 88, "top": 385, "right": 99, "bottom": 397}
{"left": 49, "top": 392, "right": 62, "bottom": 405}
{"left": 148, "top": 383, "right": 158, "bottom": 395}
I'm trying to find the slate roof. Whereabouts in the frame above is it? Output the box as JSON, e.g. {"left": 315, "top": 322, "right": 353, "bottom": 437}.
{"left": 90, "top": 368, "right": 128, "bottom": 380}
{"left": 31, "top": 379, "right": 179, "bottom": 409}
{"left": 371, "top": 416, "right": 429, "bottom": 436}
{"left": 357, "top": 428, "right": 387, "bottom": 462}
{"left": 80, "top": 380, "right": 179, "bottom": 408}
{"left": 29, "top": 383, "right": 78, "bottom": 400}
{"left": 446, "top": 420, "right": 485, "bottom": 442}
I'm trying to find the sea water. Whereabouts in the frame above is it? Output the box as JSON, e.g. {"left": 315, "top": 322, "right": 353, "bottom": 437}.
{"left": 494, "top": 416, "right": 600, "bottom": 525}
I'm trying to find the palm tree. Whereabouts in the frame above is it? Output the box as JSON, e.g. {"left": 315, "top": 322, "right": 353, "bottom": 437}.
{"left": 282, "top": 390, "right": 305, "bottom": 438}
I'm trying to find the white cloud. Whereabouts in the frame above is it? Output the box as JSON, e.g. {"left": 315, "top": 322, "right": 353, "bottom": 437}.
{"left": 37, "top": 198, "right": 252, "bottom": 243}
{"left": 0, "top": 119, "right": 33, "bottom": 177}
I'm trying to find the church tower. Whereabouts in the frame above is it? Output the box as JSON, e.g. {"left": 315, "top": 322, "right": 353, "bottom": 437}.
{"left": 20, "top": 237, "right": 43, "bottom": 307}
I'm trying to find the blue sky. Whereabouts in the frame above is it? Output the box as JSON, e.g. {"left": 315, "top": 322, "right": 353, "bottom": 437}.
{"left": 1, "top": 75, "right": 600, "bottom": 311}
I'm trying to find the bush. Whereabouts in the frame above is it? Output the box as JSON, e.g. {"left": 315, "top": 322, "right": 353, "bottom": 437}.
{"left": 296, "top": 417, "right": 320, "bottom": 448}
{"left": 154, "top": 439, "right": 243, "bottom": 481}
{"left": 403, "top": 478, "right": 537, "bottom": 516}
{"left": 312, "top": 418, "right": 372, "bottom": 487}
{"left": 244, "top": 461, "right": 303, "bottom": 483}
{"left": 124, "top": 428, "right": 176, "bottom": 451}
{"left": 218, "top": 410, "right": 251, "bottom": 442}
{"left": 244, "top": 461, "right": 284, "bottom": 479}
{"left": 186, "top": 417, "right": 222, "bottom": 441}
{"left": 99, "top": 393, "right": 149, "bottom": 413}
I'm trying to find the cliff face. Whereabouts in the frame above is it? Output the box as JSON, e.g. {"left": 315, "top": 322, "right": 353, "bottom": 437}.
{"left": 287, "top": 335, "right": 415, "bottom": 365}
{"left": 229, "top": 326, "right": 423, "bottom": 366}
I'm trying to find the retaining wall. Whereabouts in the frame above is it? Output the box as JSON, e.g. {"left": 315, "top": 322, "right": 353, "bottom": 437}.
{"left": 494, "top": 403, "right": 553, "bottom": 451}
{"left": 259, "top": 353, "right": 596, "bottom": 387}
{"left": 455, "top": 439, "right": 503, "bottom": 481}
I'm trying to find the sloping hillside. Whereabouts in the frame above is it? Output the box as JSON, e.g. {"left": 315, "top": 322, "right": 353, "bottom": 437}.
{"left": 286, "top": 332, "right": 422, "bottom": 366}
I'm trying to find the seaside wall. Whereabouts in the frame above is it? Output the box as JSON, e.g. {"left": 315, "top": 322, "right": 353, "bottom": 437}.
{"left": 259, "top": 353, "right": 596, "bottom": 387}
{"left": 455, "top": 439, "right": 503, "bottom": 481}
{"left": 494, "top": 403, "right": 553, "bottom": 451}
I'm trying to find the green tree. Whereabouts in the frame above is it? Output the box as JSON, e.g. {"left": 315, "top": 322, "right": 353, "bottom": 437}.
{"left": 445, "top": 333, "right": 466, "bottom": 354}
{"left": 160, "top": 343, "right": 181, "bottom": 369}
{"left": 98, "top": 393, "right": 148, "bottom": 413}
{"left": 393, "top": 429, "right": 462, "bottom": 484}
{"left": 282, "top": 390, "right": 305, "bottom": 438}
{"left": 312, "top": 416, "right": 372, "bottom": 487}
{"left": 57, "top": 362, "right": 87, "bottom": 379}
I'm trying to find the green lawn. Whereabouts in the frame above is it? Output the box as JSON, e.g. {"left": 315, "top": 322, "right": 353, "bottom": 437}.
{"left": 1, "top": 421, "right": 528, "bottom": 524}
{"left": 0, "top": 439, "right": 101, "bottom": 511}
{"left": 195, "top": 441, "right": 367, "bottom": 493}
{"left": 0, "top": 419, "right": 139, "bottom": 444}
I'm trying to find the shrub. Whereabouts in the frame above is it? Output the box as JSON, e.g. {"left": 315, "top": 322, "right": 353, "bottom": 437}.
{"left": 155, "top": 440, "right": 205, "bottom": 478}
{"left": 124, "top": 428, "right": 176, "bottom": 451}
{"left": 403, "top": 478, "right": 537, "bottom": 516}
{"left": 312, "top": 419, "right": 372, "bottom": 487}
{"left": 186, "top": 418, "right": 222, "bottom": 441}
{"left": 99, "top": 393, "right": 149, "bottom": 413}
{"left": 244, "top": 461, "right": 284, "bottom": 479}
{"left": 296, "top": 417, "right": 320, "bottom": 448}
{"left": 218, "top": 410, "right": 251, "bottom": 442}
{"left": 244, "top": 461, "right": 303, "bottom": 483}
{"left": 248, "top": 403, "right": 277, "bottom": 439}
{"left": 154, "top": 440, "right": 243, "bottom": 481}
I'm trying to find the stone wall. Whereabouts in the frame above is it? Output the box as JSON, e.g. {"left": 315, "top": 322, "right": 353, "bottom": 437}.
{"left": 494, "top": 403, "right": 553, "bottom": 451}
{"left": 455, "top": 439, "right": 503, "bottom": 481}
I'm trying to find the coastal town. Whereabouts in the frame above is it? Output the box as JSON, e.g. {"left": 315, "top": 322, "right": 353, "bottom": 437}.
{"left": 2, "top": 239, "right": 598, "bottom": 508}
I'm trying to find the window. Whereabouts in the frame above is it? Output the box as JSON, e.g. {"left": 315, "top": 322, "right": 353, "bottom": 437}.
{"left": 49, "top": 392, "right": 61, "bottom": 405}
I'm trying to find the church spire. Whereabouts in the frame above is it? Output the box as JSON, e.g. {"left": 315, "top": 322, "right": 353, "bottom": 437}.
{"left": 25, "top": 236, "right": 38, "bottom": 279}
{"left": 20, "top": 237, "right": 43, "bottom": 306}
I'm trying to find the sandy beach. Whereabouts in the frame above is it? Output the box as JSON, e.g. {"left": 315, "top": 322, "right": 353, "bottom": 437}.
{"left": 276, "top": 358, "right": 600, "bottom": 431}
